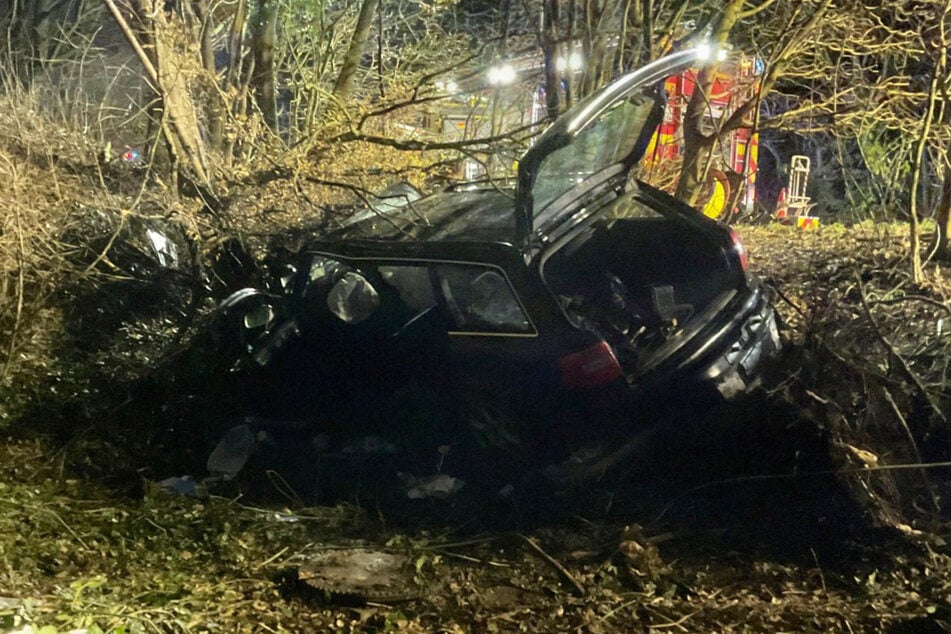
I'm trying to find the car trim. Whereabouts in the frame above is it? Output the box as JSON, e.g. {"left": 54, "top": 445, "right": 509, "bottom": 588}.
{"left": 680, "top": 287, "right": 762, "bottom": 370}
{"left": 641, "top": 288, "right": 742, "bottom": 374}
{"left": 303, "top": 250, "right": 540, "bottom": 338}
{"left": 564, "top": 48, "right": 716, "bottom": 135}
{"left": 447, "top": 330, "right": 538, "bottom": 339}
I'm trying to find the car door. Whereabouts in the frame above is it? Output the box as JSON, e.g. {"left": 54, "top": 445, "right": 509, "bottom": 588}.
{"left": 515, "top": 45, "right": 721, "bottom": 256}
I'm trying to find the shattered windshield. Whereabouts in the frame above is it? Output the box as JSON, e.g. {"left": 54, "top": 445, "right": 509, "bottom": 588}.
{"left": 333, "top": 189, "right": 517, "bottom": 242}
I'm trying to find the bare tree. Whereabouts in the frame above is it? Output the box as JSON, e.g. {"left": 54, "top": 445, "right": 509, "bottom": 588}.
{"left": 102, "top": 0, "right": 213, "bottom": 195}
{"left": 674, "top": 0, "right": 833, "bottom": 205}
{"left": 251, "top": 0, "right": 279, "bottom": 130}
{"left": 332, "top": 0, "right": 380, "bottom": 100}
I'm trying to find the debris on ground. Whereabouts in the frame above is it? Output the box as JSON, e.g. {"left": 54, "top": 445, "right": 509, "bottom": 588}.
{"left": 206, "top": 423, "right": 260, "bottom": 480}
{"left": 401, "top": 473, "right": 466, "bottom": 500}
{"left": 295, "top": 550, "right": 418, "bottom": 603}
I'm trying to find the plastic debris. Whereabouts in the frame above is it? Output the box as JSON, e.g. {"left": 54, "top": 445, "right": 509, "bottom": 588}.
{"left": 155, "top": 475, "right": 201, "bottom": 498}
{"left": 402, "top": 473, "right": 465, "bottom": 499}
{"left": 207, "top": 424, "right": 257, "bottom": 480}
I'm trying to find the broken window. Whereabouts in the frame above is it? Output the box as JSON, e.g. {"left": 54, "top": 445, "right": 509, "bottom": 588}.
{"left": 434, "top": 265, "right": 533, "bottom": 334}
{"left": 306, "top": 255, "right": 349, "bottom": 291}
{"left": 379, "top": 265, "right": 437, "bottom": 313}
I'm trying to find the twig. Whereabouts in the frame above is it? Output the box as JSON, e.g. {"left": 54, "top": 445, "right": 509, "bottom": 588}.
{"left": 868, "top": 294, "right": 951, "bottom": 314}
{"left": 767, "top": 276, "right": 806, "bottom": 317}
{"left": 77, "top": 208, "right": 128, "bottom": 280}
{"left": 431, "top": 549, "right": 511, "bottom": 567}
{"left": 424, "top": 535, "right": 503, "bottom": 550}
{"left": 883, "top": 387, "right": 942, "bottom": 513}
{"left": 264, "top": 470, "right": 304, "bottom": 507}
{"left": 101, "top": 0, "right": 160, "bottom": 86}
{"left": 255, "top": 546, "right": 290, "bottom": 570}
{"left": 0, "top": 152, "right": 24, "bottom": 378}
{"left": 519, "top": 534, "right": 586, "bottom": 597}
{"left": 39, "top": 506, "right": 90, "bottom": 551}
{"left": 859, "top": 276, "right": 948, "bottom": 424}
{"left": 651, "top": 459, "right": 951, "bottom": 524}
{"left": 648, "top": 609, "right": 700, "bottom": 631}
{"left": 809, "top": 547, "right": 827, "bottom": 594}
{"left": 600, "top": 595, "right": 648, "bottom": 621}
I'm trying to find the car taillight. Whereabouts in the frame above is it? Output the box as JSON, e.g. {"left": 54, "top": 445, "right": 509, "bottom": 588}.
{"left": 559, "top": 341, "right": 623, "bottom": 389}
{"left": 729, "top": 228, "right": 748, "bottom": 272}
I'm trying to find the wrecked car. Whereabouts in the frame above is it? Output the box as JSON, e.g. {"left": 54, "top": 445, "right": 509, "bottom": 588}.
{"left": 215, "top": 47, "right": 781, "bottom": 485}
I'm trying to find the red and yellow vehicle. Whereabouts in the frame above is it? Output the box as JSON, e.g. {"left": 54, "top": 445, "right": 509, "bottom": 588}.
{"left": 643, "top": 54, "right": 762, "bottom": 220}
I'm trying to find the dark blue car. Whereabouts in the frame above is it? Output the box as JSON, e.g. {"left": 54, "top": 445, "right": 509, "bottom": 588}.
{"left": 219, "top": 47, "right": 780, "bottom": 481}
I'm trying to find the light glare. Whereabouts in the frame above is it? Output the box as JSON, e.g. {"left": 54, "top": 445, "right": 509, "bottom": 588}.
{"left": 488, "top": 63, "right": 516, "bottom": 85}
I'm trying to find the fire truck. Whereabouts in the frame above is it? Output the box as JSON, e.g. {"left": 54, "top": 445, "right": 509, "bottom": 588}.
{"left": 427, "top": 49, "right": 764, "bottom": 220}
{"left": 642, "top": 53, "right": 762, "bottom": 220}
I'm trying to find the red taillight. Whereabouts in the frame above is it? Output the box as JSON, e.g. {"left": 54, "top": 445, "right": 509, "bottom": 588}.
{"left": 559, "top": 341, "right": 623, "bottom": 389}
{"left": 729, "top": 228, "right": 748, "bottom": 272}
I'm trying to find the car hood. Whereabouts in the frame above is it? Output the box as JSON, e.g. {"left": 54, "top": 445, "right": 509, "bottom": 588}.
{"left": 515, "top": 45, "right": 719, "bottom": 255}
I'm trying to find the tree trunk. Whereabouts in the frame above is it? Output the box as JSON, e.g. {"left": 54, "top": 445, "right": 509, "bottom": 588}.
{"left": 618, "top": 0, "right": 649, "bottom": 70}
{"left": 251, "top": 0, "right": 279, "bottom": 131}
{"left": 673, "top": 0, "right": 831, "bottom": 206}
{"left": 578, "top": 0, "right": 608, "bottom": 99}
{"left": 936, "top": 165, "right": 951, "bottom": 259}
{"left": 674, "top": 0, "right": 744, "bottom": 205}
{"left": 213, "top": 0, "right": 247, "bottom": 156}
{"left": 226, "top": 0, "right": 247, "bottom": 87}
{"left": 193, "top": 0, "right": 215, "bottom": 74}
{"left": 332, "top": 0, "right": 380, "bottom": 100}
{"left": 2, "top": 0, "right": 63, "bottom": 62}
{"left": 933, "top": 4, "right": 951, "bottom": 262}
{"left": 103, "top": 0, "right": 214, "bottom": 195}
{"left": 909, "top": 0, "right": 951, "bottom": 279}
{"left": 541, "top": 0, "right": 561, "bottom": 120}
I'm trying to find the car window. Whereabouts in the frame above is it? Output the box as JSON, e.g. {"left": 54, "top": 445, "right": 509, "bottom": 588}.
{"left": 532, "top": 92, "right": 656, "bottom": 223}
{"left": 379, "top": 265, "right": 437, "bottom": 312}
{"left": 602, "top": 188, "right": 664, "bottom": 221}
{"left": 433, "top": 264, "right": 533, "bottom": 334}
{"left": 305, "top": 255, "right": 350, "bottom": 291}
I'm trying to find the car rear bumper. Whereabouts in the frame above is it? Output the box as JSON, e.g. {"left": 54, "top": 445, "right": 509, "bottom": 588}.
{"left": 697, "top": 286, "right": 781, "bottom": 399}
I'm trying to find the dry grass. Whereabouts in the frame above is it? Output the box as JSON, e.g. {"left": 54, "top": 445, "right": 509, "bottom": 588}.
{"left": 741, "top": 222, "right": 951, "bottom": 532}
